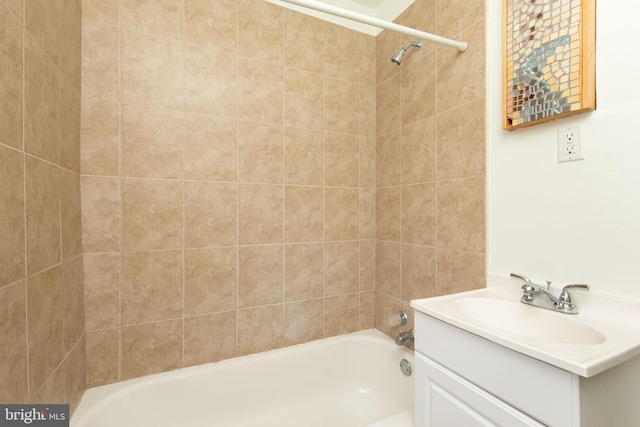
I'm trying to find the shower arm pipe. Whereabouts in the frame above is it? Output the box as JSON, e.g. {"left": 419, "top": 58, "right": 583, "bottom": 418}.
{"left": 275, "top": 0, "right": 467, "bottom": 52}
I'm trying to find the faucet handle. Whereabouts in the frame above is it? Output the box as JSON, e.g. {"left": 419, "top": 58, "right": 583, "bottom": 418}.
{"left": 510, "top": 273, "right": 531, "bottom": 284}
{"left": 557, "top": 284, "right": 589, "bottom": 312}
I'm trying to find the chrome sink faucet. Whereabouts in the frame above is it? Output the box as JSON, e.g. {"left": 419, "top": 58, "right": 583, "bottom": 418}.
{"left": 510, "top": 273, "right": 589, "bottom": 315}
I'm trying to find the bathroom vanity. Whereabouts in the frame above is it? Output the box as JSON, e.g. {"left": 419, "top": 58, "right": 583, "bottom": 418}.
{"left": 411, "top": 274, "right": 640, "bottom": 427}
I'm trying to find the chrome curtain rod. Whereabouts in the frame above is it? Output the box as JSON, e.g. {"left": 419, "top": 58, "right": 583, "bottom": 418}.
{"left": 275, "top": 0, "right": 467, "bottom": 52}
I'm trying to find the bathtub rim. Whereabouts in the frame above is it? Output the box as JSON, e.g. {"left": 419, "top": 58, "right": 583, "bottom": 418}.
{"left": 72, "top": 328, "right": 413, "bottom": 425}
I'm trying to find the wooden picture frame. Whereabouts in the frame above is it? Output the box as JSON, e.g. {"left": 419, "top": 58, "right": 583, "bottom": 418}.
{"left": 503, "top": 0, "right": 596, "bottom": 130}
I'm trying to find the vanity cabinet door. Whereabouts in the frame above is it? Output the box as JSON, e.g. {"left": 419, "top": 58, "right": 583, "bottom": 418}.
{"left": 415, "top": 352, "right": 545, "bottom": 427}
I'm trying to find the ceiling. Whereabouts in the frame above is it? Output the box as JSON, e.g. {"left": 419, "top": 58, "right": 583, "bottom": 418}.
{"left": 265, "top": 0, "right": 416, "bottom": 35}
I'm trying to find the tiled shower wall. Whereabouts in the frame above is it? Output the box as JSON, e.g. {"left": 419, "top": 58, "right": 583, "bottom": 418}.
{"left": 80, "top": 0, "right": 377, "bottom": 387}
{"left": 374, "top": 0, "right": 487, "bottom": 337}
{"left": 0, "top": 0, "right": 86, "bottom": 410}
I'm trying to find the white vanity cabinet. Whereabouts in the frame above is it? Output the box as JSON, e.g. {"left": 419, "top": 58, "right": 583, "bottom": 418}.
{"left": 413, "top": 312, "right": 640, "bottom": 427}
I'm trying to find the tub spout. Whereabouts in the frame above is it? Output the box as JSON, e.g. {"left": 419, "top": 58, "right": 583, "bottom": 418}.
{"left": 395, "top": 330, "right": 414, "bottom": 346}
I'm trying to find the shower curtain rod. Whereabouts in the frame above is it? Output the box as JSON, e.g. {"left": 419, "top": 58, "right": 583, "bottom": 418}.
{"left": 275, "top": 0, "right": 467, "bottom": 52}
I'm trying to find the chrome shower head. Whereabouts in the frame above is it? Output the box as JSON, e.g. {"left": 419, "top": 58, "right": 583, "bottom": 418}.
{"left": 391, "top": 40, "right": 422, "bottom": 65}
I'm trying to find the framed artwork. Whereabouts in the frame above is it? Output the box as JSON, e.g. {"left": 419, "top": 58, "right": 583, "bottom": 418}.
{"left": 503, "top": 0, "right": 596, "bottom": 130}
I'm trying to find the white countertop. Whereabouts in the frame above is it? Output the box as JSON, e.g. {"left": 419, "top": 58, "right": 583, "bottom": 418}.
{"left": 411, "top": 274, "right": 640, "bottom": 377}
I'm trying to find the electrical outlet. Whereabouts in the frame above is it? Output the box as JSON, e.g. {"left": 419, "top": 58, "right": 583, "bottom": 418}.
{"left": 558, "top": 126, "right": 584, "bottom": 163}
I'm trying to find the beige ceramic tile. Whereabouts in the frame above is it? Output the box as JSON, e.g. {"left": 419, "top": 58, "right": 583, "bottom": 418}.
{"left": 238, "top": 184, "right": 283, "bottom": 245}
{"left": 324, "top": 23, "right": 360, "bottom": 83}
{"left": 376, "top": 187, "right": 401, "bottom": 242}
{"left": 359, "top": 137, "right": 375, "bottom": 189}
{"left": 59, "top": 79, "right": 81, "bottom": 173}
{"left": 238, "top": 121, "right": 283, "bottom": 184}
{"left": 359, "top": 291, "right": 375, "bottom": 329}
{"left": 121, "top": 250, "right": 183, "bottom": 325}
{"left": 237, "top": 305, "right": 283, "bottom": 356}
{"left": 325, "top": 133, "right": 359, "bottom": 188}
{"left": 184, "top": 312, "right": 237, "bottom": 366}
{"left": 284, "top": 68, "right": 324, "bottom": 130}
{"left": 238, "top": 58, "right": 283, "bottom": 125}
{"left": 184, "top": 247, "right": 237, "bottom": 316}
{"left": 402, "top": 54, "right": 436, "bottom": 126}
{"left": 27, "top": 266, "right": 64, "bottom": 393}
{"left": 437, "top": 249, "right": 486, "bottom": 295}
{"left": 121, "top": 30, "right": 183, "bottom": 110}
{"left": 437, "top": 20, "right": 485, "bottom": 112}
{"left": 25, "top": 157, "right": 60, "bottom": 275}
{"left": 62, "top": 256, "right": 85, "bottom": 352}
{"left": 121, "top": 104, "right": 184, "bottom": 179}
{"left": 0, "top": 4, "right": 23, "bottom": 150}
{"left": 238, "top": 245, "right": 283, "bottom": 309}
{"left": 81, "top": 176, "right": 120, "bottom": 253}
{"left": 325, "top": 188, "right": 359, "bottom": 241}
{"left": 358, "top": 33, "right": 376, "bottom": 87}
{"left": 402, "top": 183, "right": 437, "bottom": 246}
{"left": 359, "top": 240, "right": 375, "bottom": 292}
{"left": 1, "top": 0, "right": 23, "bottom": 23}
{"left": 376, "top": 130, "right": 402, "bottom": 188}
{"left": 121, "top": 319, "right": 183, "bottom": 380}
{"left": 374, "top": 291, "right": 403, "bottom": 339}
{"left": 376, "top": 72, "right": 401, "bottom": 138}
{"left": 359, "top": 85, "right": 376, "bottom": 139}
{"left": 437, "top": 176, "right": 485, "bottom": 253}
{"left": 184, "top": 181, "right": 237, "bottom": 248}
{"left": 402, "top": 244, "right": 437, "bottom": 302}
{"left": 324, "top": 294, "right": 358, "bottom": 337}
{"left": 82, "top": 0, "right": 118, "bottom": 25}
{"left": 284, "top": 9, "right": 324, "bottom": 73}
{"left": 324, "top": 241, "right": 359, "bottom": 296}
{"left": 284, "top": 127, "right": 323, "bottom": 186}
{"left": 24, "top": 34, "right": 59, "bottom": 164}
{"left": 184, "top": 44, "right": 237, "bottom": 118}
{"left": 81, "top": 19, "right": 119, "bottom": 103}
{"left": 284, "top": 186, "right": 323, "bottom": 243}
{"left": 284, "top": 243, "right": 323, "bottom": 302}
{"left": 81, "top": 98, "right": 119, "bottom": 176}
{"left": 64, "top": 337, "right": 86, "bottom": 413}
{"left": 121, "top": 179, "right": 183, "bottom": 252}
{"left": 83, "top": 253, "right": 120, "bottom": 331}
{"left": 61, "top": 170, "right": 82, "bottom": 260}
{"left": 184, "top": 0, "right": 237, "bottom": 53}
{"left": 437, "top": 0, "right": 484, "bottom": 39}
{"left": 238, "top": 0, "right": 283, "bottom": 65}
{"left": 359, "top": 189, "right": 375, "bottom": 240}
{"left": 325, "top": 77, "right": 359, "bottom": 135}
{"left": 184, "top": 113, "right": 237, "bottom": 182}
{"left": 30, "top": 365, "right": 64, "bottom": 404}
{"left": 375, "top": 241, "right": 401, "bottom": 298}
{"left": 402, "top": 116, "right": 437, "bottom": 184}
{"left": 0, "top": 281, "right": 28, "bottom": 403}
{"left": 437, "top": 98, "right": 486, "bottom": 180}
{"left": 60, "top": 0, "right": 81, "bottom": 91}
{"left": 121, "top": 0, "right": 184, "bottom": 40}
{"left": 0, "top": 146, "right": 25, "bottom": 286}
{"left": 85, "top": 328, "right": 119, "bottom": 387}
{"left": 284, "top": 299, "right": 323, "bottom": 346}
{"left": 25, "top": 0, "right": 59, "bottom": 66}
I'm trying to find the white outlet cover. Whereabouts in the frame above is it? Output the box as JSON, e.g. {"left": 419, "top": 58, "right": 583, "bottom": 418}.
{"left": 558, "top": 126, "right": 585, "bottom": 163}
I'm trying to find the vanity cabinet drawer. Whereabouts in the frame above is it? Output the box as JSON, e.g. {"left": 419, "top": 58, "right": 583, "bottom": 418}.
{"left": 415, "top": 313, "right": 579, "bottom": 427}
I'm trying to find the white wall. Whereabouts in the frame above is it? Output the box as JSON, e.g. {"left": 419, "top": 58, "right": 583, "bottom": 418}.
{"left": 487, "top": 0, "right": 640, "bottom": 299}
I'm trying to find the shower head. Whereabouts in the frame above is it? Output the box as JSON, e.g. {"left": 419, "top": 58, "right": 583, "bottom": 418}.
{"left": 391, "top": 40, "right": 422, "bottom": 66}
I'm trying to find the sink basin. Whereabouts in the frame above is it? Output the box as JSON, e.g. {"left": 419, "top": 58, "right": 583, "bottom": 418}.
{"left": 454, "top": 298, "right": 606, "bottom": 346}
{"left": 410, "top": 274, "right": 640, "bottom": 377}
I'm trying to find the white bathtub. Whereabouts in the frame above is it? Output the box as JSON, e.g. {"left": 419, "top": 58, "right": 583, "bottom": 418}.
{"left": 72, "top": 329, "right": 415, "bottom": 427}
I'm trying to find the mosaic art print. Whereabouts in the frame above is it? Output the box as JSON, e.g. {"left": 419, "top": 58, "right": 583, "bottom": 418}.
{"left": 503, "top": 0, "right": 596, "bottom": 130}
